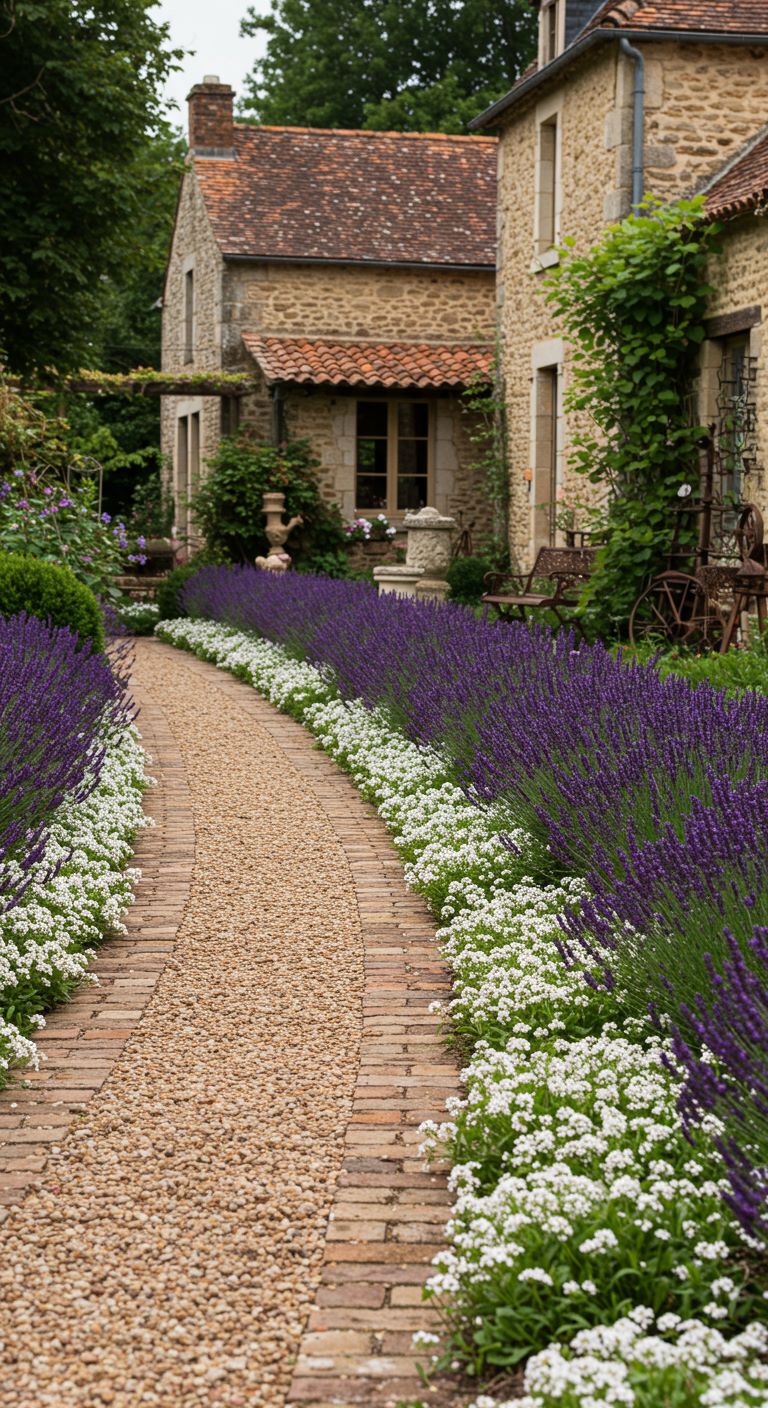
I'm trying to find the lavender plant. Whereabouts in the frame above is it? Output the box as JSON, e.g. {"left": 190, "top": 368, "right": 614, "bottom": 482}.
{"left": 670, "top": 919, "right": 768, "bottom": 1245}
{"left": 0, "top": 612, "right": 131, "bottom": 914}
{"left": 180, "top": 567, "right": 768, "bottom": 880}
{"left": 560, "top": 776, "right": 768, "bottom": 1017}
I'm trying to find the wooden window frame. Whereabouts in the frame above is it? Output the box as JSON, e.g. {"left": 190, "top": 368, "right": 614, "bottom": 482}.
{"left": 175, "top": 408, "right": 201, "bottom": 540}
{"left": 354, "top": 397, "right": 435, "bottom": 518}
{"left": 536, "top": 114, "right": 559, "bottom": 256}
{"left": 532, "top": 364, "right": 563, "bottom": 549}
{"left": 539, "top": 0, "right": 562, "bottom": 65}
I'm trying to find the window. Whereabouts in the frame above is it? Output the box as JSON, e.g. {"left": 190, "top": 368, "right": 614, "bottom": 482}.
{"left": 175, "top": 410, "right": 201, "bottom": 539}
{"left": 536, "top": 116, "right": 559, "bottom": 255}
{"left": 533, "top": 367, "right": 561, "bottom": 547}
{"left": 539, "top": 0, "right": 561, "bottom": 65}
{"left": 220, "top": 395, "right": 240, "bottom": 438}
{"left": 355, "top": 400, "right": 432, "bottom": 514}
{"left": 718, "top": 334, "right": 750, "bottom": 506}
{"left": 184, "top": 268, "right": 194, "bottom": 364}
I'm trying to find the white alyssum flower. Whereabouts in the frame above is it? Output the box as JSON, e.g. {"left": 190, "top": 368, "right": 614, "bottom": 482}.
{"left": 0, "top": 723, "right": 148, "bottom": 1077}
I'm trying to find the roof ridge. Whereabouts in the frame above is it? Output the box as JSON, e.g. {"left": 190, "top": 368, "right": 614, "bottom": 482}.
{"left": 232, "top": 122, "right": 497, "bottom": 143}
{"left": 253, "top": 333, "right": 493, "bottom": 347}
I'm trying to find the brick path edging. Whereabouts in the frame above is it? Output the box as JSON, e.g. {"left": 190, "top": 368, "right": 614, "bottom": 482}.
{"left": 0, "top": 685, "right": 194, "bottom": 1211}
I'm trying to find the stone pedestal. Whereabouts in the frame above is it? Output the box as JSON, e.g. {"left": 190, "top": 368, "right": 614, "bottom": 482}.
{"left": 373, "top": 564, "right": 425, "bottom": 597}
{"left": 373, "top": 507, "right": 455, "bottom": 600}
{"left": 415, "top": 577, "right": 450, "bottom": 603}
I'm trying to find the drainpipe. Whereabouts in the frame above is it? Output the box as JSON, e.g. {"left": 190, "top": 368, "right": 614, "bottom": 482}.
{"left": 270, "top": 384, "right": 285, "bottom": 447}
{"left": 620, "top": 36, "right": 645, "bottom": 214}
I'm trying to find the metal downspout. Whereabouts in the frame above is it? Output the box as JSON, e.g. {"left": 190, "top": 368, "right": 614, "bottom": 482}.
{"left": 620, "top": 36, "right": 645, "bottom": 213}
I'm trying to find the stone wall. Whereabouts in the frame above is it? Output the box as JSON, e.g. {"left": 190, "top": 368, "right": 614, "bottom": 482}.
{"left": 222, "top": 262, "right": 494, "bottom": 364}
{"left": 496, "top": 39, "right": 768, "bottom": 567}
{"left": 160, "top": 168, "right": 223, "bottom": 519}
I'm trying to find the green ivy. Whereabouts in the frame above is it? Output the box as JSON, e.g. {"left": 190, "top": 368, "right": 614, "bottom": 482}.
{"left": 461, "top": 342, "right": 510, "bottom": 569}
{"left": 544, "top": 197, "right": 721, "bottom": 638}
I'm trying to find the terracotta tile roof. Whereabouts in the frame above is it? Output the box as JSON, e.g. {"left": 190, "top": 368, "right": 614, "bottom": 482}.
{"left": 195, "top": 126, "right": 497, "bottom": 269}
{"left": 579, "top": 0, "right": 768, "bottom": 33}
{"left": 242, "top": 334, "right": 493, "bottom": 389}
{"left": 703, "top": 126, "right": 768, "bottom": 218}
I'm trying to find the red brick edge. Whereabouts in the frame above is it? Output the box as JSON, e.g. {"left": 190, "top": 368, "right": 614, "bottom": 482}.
{"left": 163, "top": 648, "right": 464, "bottom": 1408}
{"left": 0, "top": 689, "right": 194, "bottom": 1213}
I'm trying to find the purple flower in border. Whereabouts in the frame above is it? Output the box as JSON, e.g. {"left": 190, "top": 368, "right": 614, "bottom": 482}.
{"left": 101, "top": 512, "right": 111, "bottom": 524}
{"left": 57, "top": 497, "right": 72, "bottom": 509}
{"left": 0, "top": 612, "right": 131, "bottom": 916}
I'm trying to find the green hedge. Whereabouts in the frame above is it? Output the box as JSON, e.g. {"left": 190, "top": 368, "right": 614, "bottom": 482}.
{"left": 156, "top": 562, "right": 205, "bottom": 620}
{"left": 0, "top": 552, "right": 103, "bottom": 650}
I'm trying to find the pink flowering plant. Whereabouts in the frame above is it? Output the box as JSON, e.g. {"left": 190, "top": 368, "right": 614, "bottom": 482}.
{"left": 0, "top": 466, "right": 147, "bottom": 602}
{"left": 343, "top": 513, "right": 397, "bottom": 543}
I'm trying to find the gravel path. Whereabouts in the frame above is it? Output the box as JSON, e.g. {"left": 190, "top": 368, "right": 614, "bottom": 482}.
{"left": 0, "top": 640, "right": 365, "bottom": 1407}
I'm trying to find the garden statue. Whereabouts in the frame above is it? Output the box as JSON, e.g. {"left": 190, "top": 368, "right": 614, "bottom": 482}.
{"left": 255, "top": 491, "right": 303, "bottom": 572}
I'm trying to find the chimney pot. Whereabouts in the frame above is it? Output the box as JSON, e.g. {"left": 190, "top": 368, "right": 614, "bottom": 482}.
{"left": 187, "top": 78, "right": 234, "bottom": 153}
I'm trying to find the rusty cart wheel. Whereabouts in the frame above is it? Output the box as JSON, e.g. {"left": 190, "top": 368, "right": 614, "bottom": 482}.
{"left": 629, "top": 571, "right": 723, "bottom": 650}
{"left": 735, "top": 503, "right": 765, "bottom": 564}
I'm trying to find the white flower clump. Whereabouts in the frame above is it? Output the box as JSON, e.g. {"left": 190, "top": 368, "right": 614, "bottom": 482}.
{"left": 156, "top": 618, "right": 764, "bottom": 1403}
{"left": 120, "top": 600, "right": 159, "bottom": 622}
{"left": 437, "top": 877, "right": 596, "bottom": 1036}
{"left": 0, "top": 723, "right": 148, "bottom": 1075}
{"left": 471, "top": 1316, "right": 768, "bottom": 1407}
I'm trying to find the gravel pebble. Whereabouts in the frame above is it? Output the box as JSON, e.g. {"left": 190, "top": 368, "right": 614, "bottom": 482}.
{"left": 0, "top": 642, "right": 364, "bottom": 1406}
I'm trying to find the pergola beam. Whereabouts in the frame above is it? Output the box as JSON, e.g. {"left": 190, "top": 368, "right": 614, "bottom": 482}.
{"left": 12, "top": 373, "right": 256, "bottom": 398}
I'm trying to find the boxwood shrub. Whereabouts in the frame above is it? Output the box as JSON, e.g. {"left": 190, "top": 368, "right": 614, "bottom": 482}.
{"left": 0, "top": 552, "right": 104, "bottom": 650}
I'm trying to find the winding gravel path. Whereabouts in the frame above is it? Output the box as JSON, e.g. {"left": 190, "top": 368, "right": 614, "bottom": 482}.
{"left": 0, "top": 640, "right": 365, "bottom": 1407}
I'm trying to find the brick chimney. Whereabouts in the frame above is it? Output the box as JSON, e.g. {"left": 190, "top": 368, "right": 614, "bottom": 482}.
{"left": 187, "top": 76, "right": 235, "bottom": 154}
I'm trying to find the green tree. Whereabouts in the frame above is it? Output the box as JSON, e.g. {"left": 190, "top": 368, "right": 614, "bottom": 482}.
{"left": 0, "top": 0, "right": 182, "bottom": 376}
{"left": 240, "top": 0, "right": 536, "bottom": 133}
{"left": 59, "top": 125, "right": 186, "bottom": 519}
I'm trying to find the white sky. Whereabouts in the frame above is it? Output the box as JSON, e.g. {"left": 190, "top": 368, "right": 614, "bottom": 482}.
{"left": 152, "top": 0, "right": 270, "bottom": 126}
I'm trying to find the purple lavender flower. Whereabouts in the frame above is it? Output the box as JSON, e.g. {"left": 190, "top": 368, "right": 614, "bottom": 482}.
{"left": 57, "top": 497, "right": 72, "bottom": 509}
{"left": 670, "top": 918, "right": 768, "bottom": 1244}
{"left": 0, "top": 613, "right": 131, "bottom": 915}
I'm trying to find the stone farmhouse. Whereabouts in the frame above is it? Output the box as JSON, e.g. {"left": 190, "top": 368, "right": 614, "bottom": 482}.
{"left": 161, "top": 81, "right": 497, "bottom": 542}
{"left": 471, "top": 0, "right": 768, "bottom": 565}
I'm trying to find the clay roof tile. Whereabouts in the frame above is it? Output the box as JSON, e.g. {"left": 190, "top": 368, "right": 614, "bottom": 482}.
{"left": 194, "top": 126, "right": 497, "bottom": 268}
{"left": 242, "top": 334, "right": 493, "bottom": 390}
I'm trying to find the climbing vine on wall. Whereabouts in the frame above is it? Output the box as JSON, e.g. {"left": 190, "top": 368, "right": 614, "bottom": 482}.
{"left": 544, "top": 196, "right": 721, "bottom": 638}
{"left": 461, "top": 340, "right": 510, "bottom": 567}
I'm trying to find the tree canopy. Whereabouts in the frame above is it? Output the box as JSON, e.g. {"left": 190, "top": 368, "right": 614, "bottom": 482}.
{"left": 0, "top": 0, "right": 183, "bottom": 377}
{"left": 240, "top": 0, "right": 537, "bottom": 133}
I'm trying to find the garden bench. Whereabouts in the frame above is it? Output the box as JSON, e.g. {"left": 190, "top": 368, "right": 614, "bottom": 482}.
{"left": 481, "top": 545, "right": 597, "bottom": 634}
